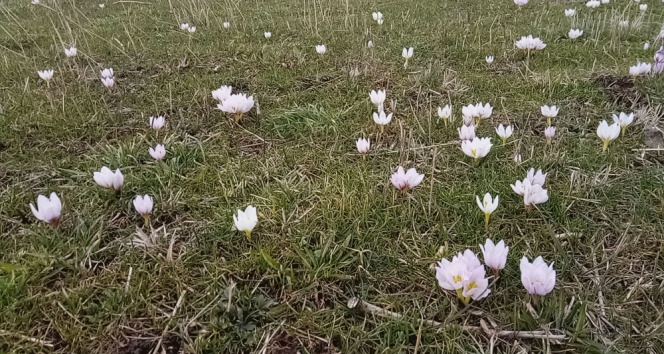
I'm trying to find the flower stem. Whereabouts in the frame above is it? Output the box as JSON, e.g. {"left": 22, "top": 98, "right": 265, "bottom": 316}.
{"left": 484, "top": 212, "right": 490, "bottom": 227}
{"left": 245, "top": 230, "right": 252, "bottom": 240}
{"left": 621, "top": 126, "right": 626, "bottom": 137}
{"left": 143, "top": 215, "right": 150, "bottom": 228}
{"left": 547, "top": 117, "right": 551, "bottom": 127}
{"left": 602, "top": 140, "right": 609, "bottom": 152}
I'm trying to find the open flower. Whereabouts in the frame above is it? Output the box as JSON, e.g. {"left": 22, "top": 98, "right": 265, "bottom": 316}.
{"left": 390, "top": 166, "right": 424, "bottom": 190}
{"left": 38, "top": 69, "right": 54, "bottom": 83}
{"left": 315, "top": 44, "right": 326, "bottom": 54}
{"left": 150, "top": 116, "right": 165, "bottom": 130}
{"left": 486, "top": 55, "right": 494, "bottom": 64}
{"left": 523, "top": 183, "right": 549, "bottom": 207}
{"left": 565, "top": 9, "right": 576, "bottom": 16}
{"left": 149, "top": 144, "right": 166, "bottom": 161}
{"left": 612, "top": 112, "right": 634, "bottom": 135}
{"left": 586, "top": 0, "right": 600, "bottom": 8}
{"left": 640, "top": 4, "right": 647, "bottom": 11}
{"left": 435, "top": 250, "right": 490, "bottom": 304}
{"left": 461, "top": 137, "right": 493, "bottom": 160}
{"left": 372, "top": 12, "right": 383, "bottom": 22}
{"left": 369, "top": 90, "right": 386, "bottom": 112}
{"left": 30, "top": 192, "right": 62, "bottom": 226}
{"left": 180, "top": 23, "right": 190, "bottom": 30}
{"left": 596, "top": 120, "right": 621, "bottom": 151}
{"left": 544, "top": 126, "right": 556, "bottom": 144}
{"left": 458, "top": 124, "right": 476, "bottom": 141}
{"left": 64, "top": 47, "right": 77, "bottom": 57}
{"left": 496, "top": 124, "right": 513, "bottom": 144}
{"left": 233, "top": 205, "right": 258, "bottom": 239}
{"left": 476, "top": 102, "right": 493, "bottom": 120}
{"left": 629, "top": 61, "right": 651, "bottom": 76}
{"left": 515, "top": 35, "right": 546, "bottom": 51}
{"left": 187, "top": 26, "right": 197, "bottom": 33}
{"left": 476, "top": 193, "right": 499, "bottom": 226}
{"left": 568, "top": 29, "right": 583, "bottom": 39}
{"left": 526, "top": 168, "right": 547, "bottom": 186}
{"left": 217, "top": 93, "right": 255, "bottom": 122}
{"left": 93, "top": 167, "right": 124, "bottom": 191}
{"left": 133, "top": 195, "right": 153, "bottom": 226}
{"left": 520, "top": 256, "right": 556, "bottom": 300}
{"left": 438, "top": 105, "right": 452, "bottom": 123}
{"left": 211, "top": 85, "right": 232, "bottom": 102}
{"left": 480, "top": 239, "right": 509, "bottom": 277}
{"left": 373, "top": 111, "right": 393, "bottom": 126}
{"left": 356, "top": 138, "right": 370, "bottom": 154}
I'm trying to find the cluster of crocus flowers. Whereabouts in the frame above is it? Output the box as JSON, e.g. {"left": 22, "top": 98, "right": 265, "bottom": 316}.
{"left": 435, "top": 249, "right": 491, "bottom": 305}
{"left": 30, "top": 192, "right": 62, "bottom": 226}
{"left": 233, "top": 205, "right": 258, "bottom": 239}
{"left": 390, "top": 166, "right": 424, "bottom": 191}
{"left": 212, "top": 85, "right": 255, "bottom": 123}
{"left": 515, "top": 35, "right": 547, "bottom": 52}
{"left": 370, "top": 90, "right": 393, "bottom": 133}
{"left": 371, "top": 11, "right": 384, "bottom": 25}
{"left": 629, "top": 61, "right": 651, "bottom": 76}
{"left": 461, "top": 137, "right": 493, "bottom": 161}
{"left": 511, "top": 168, "right": 548, "bottom": 210}
{"left": 476, "top": 193, "right": 498, "bottom": 226}
{"left": 462, "top": 102, "right": 493, "bottom": 126}
{"left": 495, "top": 124, "right": 513, "bottom": 144}
{"left": 100, "top": 67, "right": 115, "bottom": 89}
{"left": 180, "top": 23, "right": 196, "bottom": 33}
{"left": 402, "top": 47, "right": 413, "bottom": 68}
{"left": 596, "top": 120, "right": 621, "bottom": 152}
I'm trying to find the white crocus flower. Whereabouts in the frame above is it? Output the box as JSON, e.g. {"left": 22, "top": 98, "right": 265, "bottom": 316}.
{"left": 211, "top": 85, "right": 232, "bottom": 102}
{"left": 233, "top": 205, "right": 258, "bottom": 239}
{"left": 390, "top": 166, "right": 424, "bottom": 191}
{"left": 515, "top": 35, "right": 546, "bottom": 51}
{"left": 514, "top": 0, "right": 528, "bottom": 6}
{"left": 461, "top": 137, "right": 492, "bottom": 160}
{"left": 133, "top": 195, "right": 153, "bottom": 226}
{"left": 640, "top": 4, "right": 647, "bottom": 11}
{"left": 629, "top": 61, "right": 651, "bottom": 76}
{"left": 101, "top": 76, "right": 114, "bottom": 88}
{"left": 93, "top": 167, "right": 124, "bottom": 191}
{"left": 480, "top": 239, "right": 509, "bottom": 277}
{"left": 476, "top": 193, "right": 499, "bottom": 226}
{"left": 520, "top": 256, "right": 556, "bottom": 300}
{"left": 565, "top": 9, "right": 576, "bottom": 17}
{"left": 523, "top": 183, "right": 549, "bottom": 208}
{"left": 180, "top": 23, "right": 190, "bottom": 30}
{"left": 544, "top": 126, "right": 556, "bottom": 144}
{"left": 437, "top": 105, "right": 452, "bottom": 124}
{"left": 485, "top": 55, "right": 494, "bottom": 64}
{"left": 568, "top": 29, "right": 583, "bottom": 39}
{"left": 495, "top": 124, "right": 513, "bottom": 144}
{"left": 100, "top": 68, "right": 114, "bottom": 78}
{"left": 369, "top": 90, "right": 386, "bottom": 112}
{"left": 38, "top": 69, "right": 54, "bottom": 85}
{"left": 458, "top": 124, "right": 476, "bottom": 141}
{"left": 217, "top": 93, "right": 255, "bottom": 122}
{"left": 586, "top": 0, "right": 600, "bottom": 8}
{"left": 64, "top": 47, "right": 77, "bottom": 58}
{"left": 402, "top": 47, "right": 413, "bottom": 67}
{"left": 30, "top": 192, "right": 62, "bottom": 226}
{"left": 315, "top": 44, "right": 326, "bottom": 54}
{"left": 356, "top": 138, "right": 370, "bottom": 155}
{"left": 150, "top": 116, "right": 165, "bottom": 130}
{"left": 644, "top": 41, "right": 650, "bottom": 50}
{"left": 612, "top": 112, "right": 634, "bottom": 136}
{"left": 264, "top": 32, "right": 272, "bottom": 39}
{"left": 149, "top": 144, "right": 166, "bottom": 161}
{"left": 373, "top": 111, "right": 393, "bottom": 127}
{"left": 223, "top": 22, "right": 230, "bottom": 28}
{"left": 596, "top": 120, "right": 621, "bottom": 151}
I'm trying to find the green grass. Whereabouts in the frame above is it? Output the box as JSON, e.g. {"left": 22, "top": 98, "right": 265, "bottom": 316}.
{"left": 1, "top": 0, "right": 664, "bottom": 353}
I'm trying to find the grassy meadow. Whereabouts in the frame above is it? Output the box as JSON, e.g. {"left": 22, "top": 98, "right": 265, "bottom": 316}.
{"left": 1, "top": 0, "right": 664, "bottom": 353}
